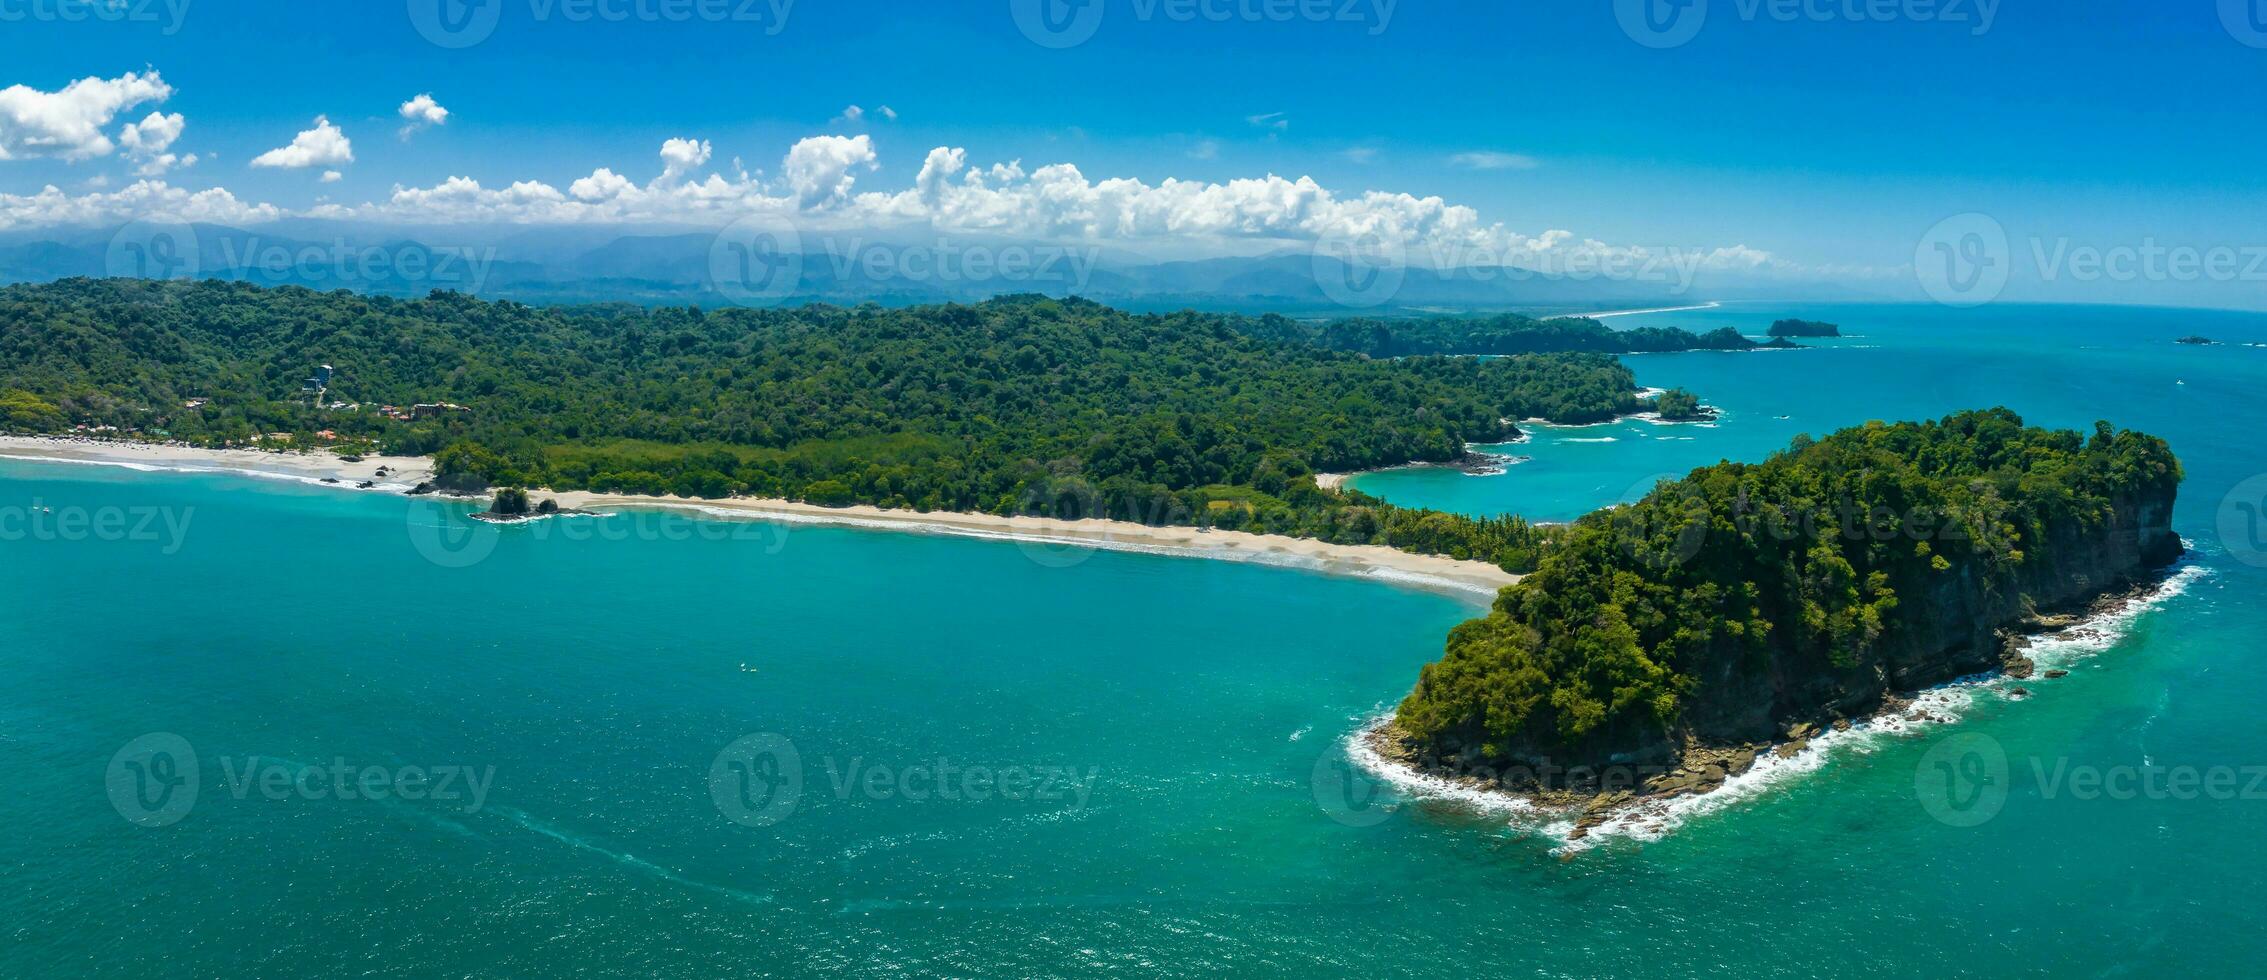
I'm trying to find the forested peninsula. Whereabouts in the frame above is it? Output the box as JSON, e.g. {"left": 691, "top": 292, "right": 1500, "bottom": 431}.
{"left": 1384, "top": 409, "right": 2184, "bottom": 802}
{"left": 1249, "top": 312, "right": 1770, "bottom": 358}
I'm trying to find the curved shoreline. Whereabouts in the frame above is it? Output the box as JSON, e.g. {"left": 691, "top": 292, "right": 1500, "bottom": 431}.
{"left": 0, "top": 435, "right": 1520, "bottom": 601}
{"left": 1348, "top": 561, "right": 2209, "bottom": 852}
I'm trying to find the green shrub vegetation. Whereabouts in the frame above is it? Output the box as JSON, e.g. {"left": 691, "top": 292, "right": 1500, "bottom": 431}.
{"left": 1650, "top": 388, "right": 1705, "bottom": 420}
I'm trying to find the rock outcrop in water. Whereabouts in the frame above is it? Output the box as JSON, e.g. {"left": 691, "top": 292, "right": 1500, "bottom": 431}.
{"left": 1768, "top": 319, "right": 1842, "bottom": 339}
{"left": 1385, "top": 409, "right": 2183, "bottom": 792}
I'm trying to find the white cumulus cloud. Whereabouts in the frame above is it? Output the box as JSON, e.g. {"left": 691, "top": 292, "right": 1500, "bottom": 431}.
{"left": 397, "top": 94, "right": 449, "bottom": 139}
{"left": 0, "top": 179, "right": 278, "bottom": 231}
{"left": 657, "top": 137, "right": 712, "bottom": 184}
{"left": 0, "top": 133, "right": 1816, "bottom": 281}
{"left": 251, "top": 116, "right": 354, "bottom": 169}
{"left": 118, "top": 111, "right": 197, "bottom": 176}
{"left": 0, "top": 71, "right": 173, "bottom": 162}
{"left": 782, "top": 134, "right": 876, "bottom": 209}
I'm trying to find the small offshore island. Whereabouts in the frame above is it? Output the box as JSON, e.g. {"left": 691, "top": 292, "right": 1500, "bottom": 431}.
{"left": 1767, "top": 318, "right": 1843, "bottom": 339}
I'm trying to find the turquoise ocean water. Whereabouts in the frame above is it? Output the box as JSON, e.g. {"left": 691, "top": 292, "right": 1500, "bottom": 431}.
{"left": 5, "top": 302, "right": 2266, "bottom": 975}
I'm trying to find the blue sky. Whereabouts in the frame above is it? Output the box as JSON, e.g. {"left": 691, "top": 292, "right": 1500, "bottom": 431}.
{"left": 3, "top": 1, "right": 2265, "bottom": 304}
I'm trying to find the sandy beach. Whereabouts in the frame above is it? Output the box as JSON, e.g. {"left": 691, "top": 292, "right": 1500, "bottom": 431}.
{"left": 0, "top": 435, "right": 436, "bottom": 487}
{"left": 0, "top": 436, "right": 1518, "bottom": 599}
{"left": 549, "top": 491, "right": 1521, "bottom": 598}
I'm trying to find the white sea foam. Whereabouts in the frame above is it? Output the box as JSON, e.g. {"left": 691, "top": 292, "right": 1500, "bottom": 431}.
{"left": 1349, "top": 559, "right": 2210, "bottom": 853}
{"left": 0, "top": 452, "right": 169, "bottom": 473}
{"left": 498, "top": 807, "right": 773, "bottom": 905}
{"left": 0, "top": 452, "right": 407, "bottom": 494}
{"left": 1341, "top": 714, "right": 1554, "bottom": 826}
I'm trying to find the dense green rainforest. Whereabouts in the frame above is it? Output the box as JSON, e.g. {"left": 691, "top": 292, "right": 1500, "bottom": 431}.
{"left": 0, "top": 279, "right": 1662, "bottom": 571}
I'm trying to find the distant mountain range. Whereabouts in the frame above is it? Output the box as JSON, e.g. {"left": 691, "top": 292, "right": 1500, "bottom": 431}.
{"left": 0, "top": 220, "right": 1863, "bottom": 315}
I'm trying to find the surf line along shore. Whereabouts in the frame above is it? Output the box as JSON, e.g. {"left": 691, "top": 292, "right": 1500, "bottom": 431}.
{"left": 0, "top": 436, "right": 1520, "bottom": 600}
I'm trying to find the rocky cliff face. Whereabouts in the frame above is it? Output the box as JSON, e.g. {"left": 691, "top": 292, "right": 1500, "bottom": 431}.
{"left": 1680, "top": 484, "right": 2183, "bottom": 756}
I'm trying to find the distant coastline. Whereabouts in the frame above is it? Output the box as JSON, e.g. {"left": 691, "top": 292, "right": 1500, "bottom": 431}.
{"left": 1552, "top": 301, "right": 1723, "bottom": 320}
{"left": 0, "top": 435, "right": 1519, "bottom": 601}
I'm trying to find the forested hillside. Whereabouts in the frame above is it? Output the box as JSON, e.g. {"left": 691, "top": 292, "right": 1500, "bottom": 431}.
{"left": 0, "top": 279, "right": 1668, "bottom": 571}
{"left": 1391, "top": 409, "right": 2184, "bottom": 781}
